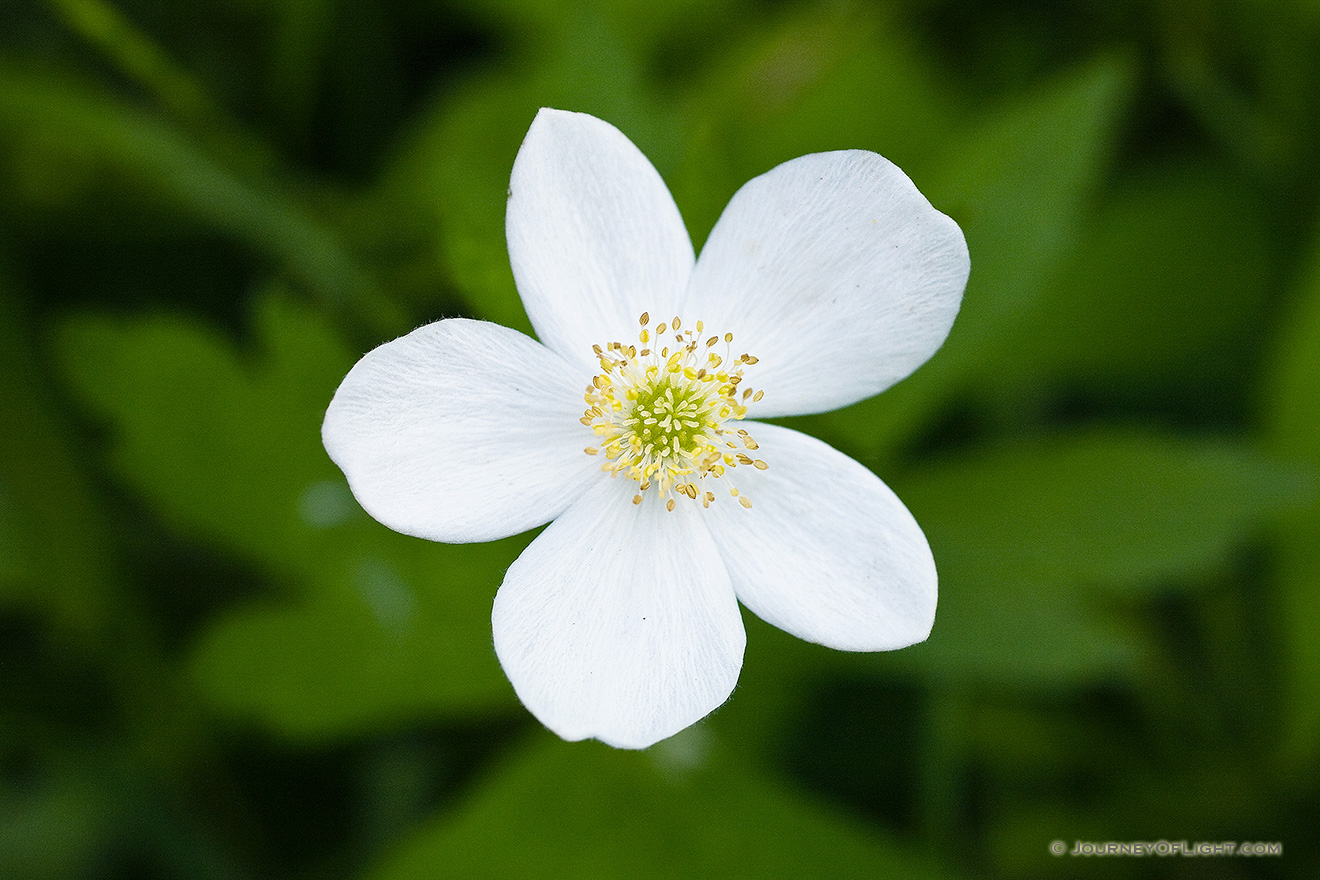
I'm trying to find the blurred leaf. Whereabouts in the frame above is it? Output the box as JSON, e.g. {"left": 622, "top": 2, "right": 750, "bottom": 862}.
{"left": 57, "top": 290, "right": 518, "bottom": 736}
{"left": 997, "top": 160, "right": 1277, "bottom": 390}
{"left": 2, "top": 278, "right": 233, "bottom": 875}
{"left": 0, "top": 67, "right": 400, "bottom": 336}
{"left": 367, "top": 734, "right": 958, "bottom": 880}
{"left": 262, "top": 0, "right": 337, "bottom": 137}
{"left": 0, "top": 277, "right": 115, "bottom": 631}
{"left": 0, "top": 768, "right": 110, "bottom": 880}
{"left": 1265, "top": 234, "right": 1320, "bottom": 773}
{"left": 189, "top": 534, "right": 524, "bottom": 738}
{"left": 925, "top": 52, "right": 1131, "bottom": 384}
{"left": 891, "top": 575, "right": 1137, "bottom": 689}
{"left": 811, "top": 54, "right": 1134, "bottom": 460}
{"left": 0, "top": 481, "right": 26, "bottom": 585}
{"left": 887, "top": 429, "right": 1305, "bottom": 686}
{"left": 903, "top": 430, "right": 1302, "bottom": 589}
{"left": 446, "top": 0, "right": 738, "bottom": 51}
{"left": 58, "top": 293, "right": 352, "bottom": 569}
{"left": 45, "top": 0, "right": 236, "bottom": 135}
{"left": 1270, "top": 252, "right": 1320, "bottom": 459}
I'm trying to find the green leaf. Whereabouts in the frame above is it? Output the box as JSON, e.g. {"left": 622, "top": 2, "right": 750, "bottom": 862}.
{"left": 367, "top": 733, "right": 959, "bottom": 880}
{"left": 444, "top": 0, "right": 740, "bottom": 52}
{"left": 1265, "top": 235, "right": 1320, "bottom": 773}
{"left": 885, "top": 430, "right": 1305, "bottom": 686}
{"left": 0, "top": 68, "right": 400, "bottom": 336}
{"left": 0, "top": 768, "right": 110, "bottom": 880}
{"left": 903, "top": 430, "right": 1302, "bottom": 589}
{"left": 44, "top": 0, "right": 235, "bottom": 135}
{"left": 57, "top": 290, "right": 519, "bottom": 736}
{"left": 188, "top": 535, "right": 525, "bottom": 738}
{"left": 890, "top": 575, "right": 1138, "bottom": 689}
{"left": 0, "top": 480, "right": 26, "bottom": 586}
{"left": 810, "top": 55, "right": 1134, "bottom": 461}
{"left": 58, "top": 294, "right": 352, "bottom": 571}
{"left": 0, "top": 277, "right": 115, "bottom": 631}
{"left": 1269, "top": 253, "right": 1320, "bottom": 461}
{"left": 998, "top": 160, "right": 1277, "bottom": 390}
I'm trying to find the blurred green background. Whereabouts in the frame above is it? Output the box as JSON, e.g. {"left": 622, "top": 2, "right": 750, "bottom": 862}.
{"left": 3, "top": 0, "right": 1319, "bottom": 877}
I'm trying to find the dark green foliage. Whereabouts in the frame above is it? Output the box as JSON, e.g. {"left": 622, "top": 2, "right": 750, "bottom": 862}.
{"left": 3, "top": 0, "right": 1319, "bottom": 877}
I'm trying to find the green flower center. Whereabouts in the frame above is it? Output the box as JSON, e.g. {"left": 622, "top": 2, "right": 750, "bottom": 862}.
{"left": 625, "top": 377, "right": 710, "bottom": 461}
{"left": 581, "top": 313, "right": 767, "bottom": 510}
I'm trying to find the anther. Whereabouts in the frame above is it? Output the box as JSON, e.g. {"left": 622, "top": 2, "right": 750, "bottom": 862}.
{"left": 583, "top": 314, "right": 763, "bottom": 511}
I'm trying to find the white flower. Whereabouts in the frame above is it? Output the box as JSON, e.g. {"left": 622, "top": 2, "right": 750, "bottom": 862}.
{"left": 322, "top": 108, "right": 969, "bottom": 749}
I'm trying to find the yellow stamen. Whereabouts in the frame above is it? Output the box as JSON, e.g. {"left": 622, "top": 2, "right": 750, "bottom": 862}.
{"left": 580, "top": 312, "right": 766, "bottom": 510}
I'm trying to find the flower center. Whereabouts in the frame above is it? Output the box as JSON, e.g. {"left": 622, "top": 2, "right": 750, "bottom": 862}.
{"left": 582, "top": 313, "right": 766, "bottom": 510}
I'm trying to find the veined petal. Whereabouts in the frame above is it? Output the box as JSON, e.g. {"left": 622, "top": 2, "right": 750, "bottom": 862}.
{"left": 492, "top": 477, "right": 745, "bottom": 749}
{"left": 506, "top": 108, "right": 695, "bottom": 371}
{"left": 705, "top": 422, "right": 936, "bottom": 651}
{"left": 322, "top": 318, "right": 596, "bottom": 543}
{"left": 684, "top": 150, "right": 968, "bottom": 418}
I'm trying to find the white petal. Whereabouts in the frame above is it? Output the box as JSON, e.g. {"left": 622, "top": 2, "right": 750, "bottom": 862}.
{"left": 322, "top": 318, "right": 597, "bottom": 543}
{"left": 506, "top": 108, "right": 695, "bottom": 371}
{"left": 703, "top": 422, "right": 936, "bottom": 651}
{"left": 492, "top": 477, "right": 745, "bottom": 749}
{"left": 684, "top": 151, "right": 969, "bottom": 418}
